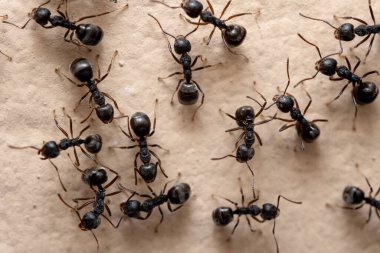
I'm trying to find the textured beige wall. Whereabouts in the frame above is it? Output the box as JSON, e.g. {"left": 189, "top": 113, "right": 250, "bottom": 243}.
{"left": 1, "top": 0, "right": 380, "bottom": 253}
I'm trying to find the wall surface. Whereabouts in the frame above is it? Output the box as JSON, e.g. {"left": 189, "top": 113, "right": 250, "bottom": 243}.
{"left": 1, "top": 0, "right": 380, "bottom": 253}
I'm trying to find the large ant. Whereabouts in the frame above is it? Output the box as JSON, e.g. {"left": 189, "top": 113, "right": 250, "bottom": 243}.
{"left": 300, "top": 0, "right": 379, "bottom": 59}
{"left": 295, "top": 33, "right": 379, "bottom": 130}
{"left": 8, "top": 108, "right": 102, "bottom": 191}
{"left": 342, "top": 175, "right": 380, "bottom": 223}
{"left": 58, "top": 168, "right": 122, "bottom": 253}
{"left": 212, "top": 178, "right": 302, "bottom": 253}
{"left": 151, "top": 0, "right": 253, "bottom": 59}
{"left": 55, "top": 51, "right": 123, "bottom": 124}
{"left": 110, "top": 100, "right": 168, "bottom": 184}
{"left": 266, "top": 58, "right": 328, "bottom": 150}
{"left": 2, "top": 0, "right": 128, "bottom": 50}
{"left": 118, "top": 178, "right": 191, "bottom": 232}
{"left": 149, "top": 14, "right": 219, "bottom": 120}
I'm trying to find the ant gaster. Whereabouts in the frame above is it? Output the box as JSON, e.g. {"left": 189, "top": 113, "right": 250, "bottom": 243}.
{"left": 151, "top": 0, "right": 254, "bottom": 59}
{"left": 8, "top": 108, "right": 102, "bottom": 191}
{"left": 300, "top": 0, "right": 380, "bottom": 59}
{"left": 119, "top": 178, "right": 191, "bottom": 232}
{"left": 295, "top": 34, "right": 379, "bottom": 130}
{"left": 342, "top": 175, "right": 380, "bottom": 223}
{"left": 212, "top": 178, "right": 302, "bottom": 253}
{"left": 56, "top": 51, "right": 123, "bottom": 124}
{"left": 2, "top": 0, "right": 128, "bottom": 50}
{"left": 111, "top": 100, "right": 168, "bottom": 184}
{"left": 149, "top": 14, "right": 220, "bottom": 120}
{"left": 266, "top": 58, "right": 328, "bottom": 150}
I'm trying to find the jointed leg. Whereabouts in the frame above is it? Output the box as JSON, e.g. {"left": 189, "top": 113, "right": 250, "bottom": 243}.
{"left": 96, "top": 51, "right": 118, "bottom": 84}
{"left": 49, "top": 159, "right": 67, "bottom": 192}
{"left": 150, "top": 150, "right": 168, "bottom": 178}
{"left": 192, "top": 80, "right": 205, "bottom": 121}
{"left": 149, "top": 99, "right": 158, "bottom": 136}
{"left": 171, "top": 79, "right": 184, "bottom": 104}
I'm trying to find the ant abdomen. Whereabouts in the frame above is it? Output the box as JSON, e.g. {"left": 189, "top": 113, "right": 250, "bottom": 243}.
{"left": 70, "top": 58, "right": 94, "bottom": 82}
{"left": 183, "top": 0, "right": 203, "bottom": 18}
{"left": 40, "top": 141, "right": 60, "bottom": 158}
{"left": 130, "top": 112, "right": 151, "bottom": 137}
{"left": 212, "top": 207, "right": 234, "bottom": 226}
{"left": 353, "top": 82, "right": 379, "bottom": 104}
{"left": 84, "top": 134, "right": 102, "bottom": 153}
{"left": 167, "top": 183, "right": 191, "bottom": 204}
{"left": 335, "top": 23, "right": 355, "bottom": 41}
{"left": 343, "top": 186, "right": 365, "bottom": 205}
{"left": 296, "top": 122, "right": 320, "bottom": 143}
{"left": 223, "top": 24, "right": 247, "bottom": 47}
{"left": 178, "top": 83, "right": 199, "bottom": 105}
{"left": 139, "top": 163, "right": 157, "bottom": 183}
{"left": 236, "top": 144, "right": 255, "bottom": 162}
{"left": 79, "top": 211, "right": 101, "bottom": 230}
{"left": 75, "top": 24, "right": 104, "bottom": 46}
{"left": 96, "top": 104, "right": 115, "bottom": 124}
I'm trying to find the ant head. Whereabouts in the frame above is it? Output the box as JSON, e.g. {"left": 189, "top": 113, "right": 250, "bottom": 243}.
{"left": 168, "top": 183, "right": 191, "bottom": 204}
{"left": 353, "top": 81, "right": 379, "bottom": 105}
{"left": 174, "top": 36, "right": 192, "bottom": 54}
{"left": 96, "top": 104, "right": 115, "bottom": 124}
{"left": 84, "top": 134, "right": 102, "bottom": 154}
{"left": 75, "top": 24, "right": 104, "bottom": 46}
{"left": 120, "top": 199, "right": 142, "bottom": 218}
{"left": 236, "top": 144, "right": 255, "bottom": 163}
{"left": 40, "top": 141, "right": 60, "bottom": 159}
{"left": 82, "top": 166, "right": 108, "bottom": 186}
{"left": 343, "top": 186, "right": 365, "bottom": 205}
{"left": 212, "top": 207, "right": 234, "bottom": 226}
{"left": 335, "top": 23, "right": 355, "bottom": 41}
{"left": 79, "top": 211, "right": 100, "bottom": 230}
{"left": 32, "top": 7, "right": 51, "bottom": 25}
{"left": 317, "top": 57, "right": 337, "bottom": 76}
{"left": 70, "top": 58, "right": 93, "bottom": 82}
{"left": 139, "top": 163, "right": 157, "bottom": 183}
{"left": 274, "top": 95, "right": 294, "bottom": 113}
{"left": 178, "top": 82, "right": 199, "bottom": 105}
{"left": 182, "top": 0, "right": 203, "bottom": 18}
{"left": 235, "top": 106, "right": 254, "bottom": 127}
{"left": 130, "top": 112, "right": 151, "bottom": 137}
{"left": 223, "top": 24, "right": 247, "bottom": 47}
{"left": 296, "top": 122, "right": 320, "bottom": 143}
{"left": 261, "top": 203, "right": 279, "bottom": 220}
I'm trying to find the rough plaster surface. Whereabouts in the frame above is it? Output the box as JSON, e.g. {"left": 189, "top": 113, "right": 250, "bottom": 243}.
{"left": 1, "top": 0, "right": 380, "bottom": 253}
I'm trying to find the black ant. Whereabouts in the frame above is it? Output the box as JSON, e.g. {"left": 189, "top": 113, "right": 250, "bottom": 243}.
{"left": 342, "top": 175, "right": 380, "bottom": 223}
{"left": 300, "top": 0, "right": 379, "bottom": 60}
{"left": 151, "top": 0, "right": 253, "bottom": 59}
{"left": 2, "top": 0, "right": 128, "bottom": 50}
{"left": 149, "top": 14, "right": 220, "bottom": 120}
{"left": 55, "top": 51, "right": 123, "bottom": 124}
{"left": 58, "top": 168, "right": 122, "bottom": 253}
{"left": 266, "top": 58, "right": 328, "bottom": 150}
{"left": 8, "top": 108, "right": 102, "bottom": 191}
{"left": 118, "top": 178, "right": 191, "bottom": 232}
{"left": 212, "top": 178, "right": 302, "bottom": 253}
{"left": 295, "top": 33, "right": 379, "bottom": 130}
{"left": 110, "top": 100, "right": 168, "bottom": 184}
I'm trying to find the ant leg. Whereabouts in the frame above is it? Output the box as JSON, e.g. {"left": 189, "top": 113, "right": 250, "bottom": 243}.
{"left": 89, "top": 230, "right": 100, "bottom": 253}
{"left": 55, "top": 67, "right": 85, "bottom": 87}
{"left": 299, "top": 13, "right": 338, "bottom": 30}
{"left": 254, "top": 115, "right": 276, "bottom": 126}
{"left": 149, "top": 144, "right": 169, "bottom": 153}
{"left": 254, "top": 131, "right": 263, "bottom": 146}
{"left": 133, "top": 152, "right": 140, "bottom": 185}
{"left": 154, "top": 206, "right": 164, "bottom": 233}
{"left": 80, "top": 108, "right": 95, "bottom": 124}
{"left": 62, "top": 107, "right": 74, "bottom": 138}
{"left": 56, "top": 0, "right": 67, "bottom": 18}
{"left": 232, "top": 132, "right": 245, "bottom": 150}
{"left": 211, "top": 154, "right": 237, "bottom": 161}
{"left": 73, "top": 146, "right": 80, "bottom": 166}
{"left": 362, "top": 70, "right": 380, "bottom": 78}
{"left": 366, "top": 207, "right": 372, "bottom": 223}
{"left": 67, "top": 154, "right": 85, "bottom": 174}
{"left": 311, "top": 119, "right": 328, "bottom": 123}
{"left": 364, "top": 34, "right": 376, "bottom": 59}
{"left": 353, "top": 34, "right": 370, "bottom": 50}
{"left": 100, "top": 214, "right": 123, "bottom": 228}
{"left": 303, "top": 88, "right": 312, "bottom": 115}
{"left": 78, "top": 146, "right": 98, "bottom": 164}
{"left": 53, "top": 109, "right": 69, "bottom": 137}
{"left": 211, "top": 194, "right": 239, "bottom": 206}
{"left": 191, "top": 55, "right": 206, "bottom": 68}
{"left": 179, "top": 14, "right": 208, "bottom": 25}
{"left": 245, "top": 162, "right": 256, "bottom": 199}
{"left": 150, "top": 150, "right": 168, "bottom": 178}
{"left": 192, "top": 62, "right": 221, "bottom": 72}
{"left": 352, "top": 93, "right": 359, "bottom": 131}
{"left": 171, "top": 79, "right": 183, "bottom": 105}
{"left": 245, "top": 216, "right": 256, "bottom": 232}
{"left": 352, "top": 57, "right": 361, "bottom": 73}
{"left": 104, "top": 174, "right": 120, "bottom": 189}
{"left": 374, "top": 187, "right": 380, "bottom": 197}
{"left": 67, "top": 30, "right": 92, "bottom": 51}
{"left": 74, "top": 92, "right": 91, "bottom": 111}
{"left": 0, "top": 50, "right": 12, "bottom": 61}
{"left": 279, "top": 123, "right": 296, "bottom": 132}
{"left": 96, "top": 51, "right": 118, "bottom": 84}
{"left": 57, "top": 193, "right": 82, "bottom": 220}
{"left": 158, "top": 72, "right": 183, "bottom": 80}
{"left": 221, "top": 32, "right": 249, "bottom": 61}
{"left": 225, "top": 126, "right": 243, "bottom": 132}
{"left": 226, "top": 216, "right": 240, "bottom": 241}
{"left": 238, "top": 177, "right": 246, "bottom": 206}
{"left": 149, "top": 0, "right": 181, "bottom": 9}
{"left": 102, "top": 92, "right": 123, "bottom": 114}
{"left": 74, "top": 4, "right": 129, "bottom": 23}
{"left": 224, "top": 12, "right": 253, "bottom": 22}
{"left": 149, "top": 99, "right": 158, "bottom": 136}
{"left": 294, "top": 71, "right": 319, "bottom": 88}
{"left": 205, "top": 26, "right": 217, "bottom": 45}
{"left": 273, "top": 115, "right": 294, "bottom": 123}
{"left": 49, "top": 159, "right": 67, "bottom": 192}
{"left": 376, "top": 209, "right": 380, "bottom": 221}
{"left": 326, "top": 81, "right": 351, "bottom": 105}
{"left": 167, "top": 202, "right": 184, "bottom": 212}
{"left": 206, "top": 0, "right": 215, "bottom": 14}
{"left": 363, "top": 174, "right": 374, "bottom": 195}
{"left": 192, "top": 80, "right": 205, "bottom": 121}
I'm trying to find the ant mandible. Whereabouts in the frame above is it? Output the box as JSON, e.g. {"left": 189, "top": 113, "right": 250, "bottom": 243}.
{"left": 151, "top": 0, "right": 253, "bottom": 59}
{"left": 300, "top": 0, "right": 379, "bottom": 60}
{"left": 8, "top": 108, "right": 102, "bottom": 191}
{"left": 295, "top": 34, "right": 379, "bottom": 130}
{"left": 266, "top": 58, "right": 328, "bottom": 150}
{"left": 149, "top": 14, "right": 220, "bottom": 120}
{"left": 118, "top": 177, "right": 191, "bottom": 232}
{"left": 2, "top": 0, "right": 128, "bottom": 50}
{"left": 110, "top": 100, "right": 169, "bottom": 184}
{"left": 56, "top": 51, "right": 123, "bottom": 124}
{"left": 212, "top": 178, "right": 302, "bottom": 253}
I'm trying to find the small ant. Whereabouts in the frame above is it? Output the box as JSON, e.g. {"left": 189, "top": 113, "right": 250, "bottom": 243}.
{"left": 118, "top": 178, "right": 191, "bottom": 232}
{"left": 55, "top": 51, "right": 123, "bottom": 124}
{"left": 295, "top": 33, "right": 379, "bottom": 130}
{"left": 8, "top": 108, "right": 102, "bottom": 191}
{"left": 58, "top": 168, "right": 122, "bottom": 253}
{"left": 300, "top": 0, "right": 379, "bottom": 59}
{"left": 149, "top": 14, "right": 220, "bottom": 120}
{"left": 2, "top": 0, "right": 128, "bottom": 50}
{"left": 342, "top": 175, "right": 380, "bottom": 223}
{"left": 266, "top": 58, "right": 328, "bottom": 150}
{"left": 110, "top": 100, "right": 168, "bottom": 184}
{"left": 212, "top": 178, "right": 302, "bottom": 253}
{"left": 151, "top": 0, "right": 253, "bottom": 59}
